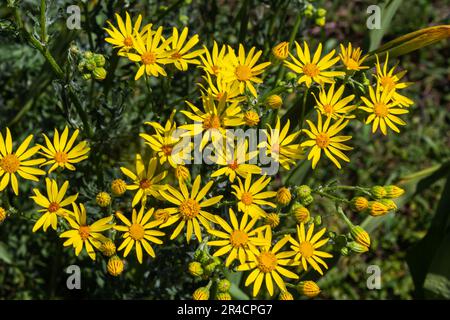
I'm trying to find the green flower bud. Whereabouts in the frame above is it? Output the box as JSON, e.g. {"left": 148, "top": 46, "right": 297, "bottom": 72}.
{"left": 85, "top": 59, "right": 97, "bottom": 71}
{"left": 315, "top": 17, "right": 326, "bottom": 26}
{"left": 347, "top": 241, "right": 369, "bottom": 253}
{"left": 384, "top": 185, "right": 405, "bottom": 198}
{"left": 83, "top": 51, "right": 94, "bottom": 59}
{"left": 188, "top": 261, "right": 204, "bottom": 277}
{"left": 317, "top": 8, "right": 327, "bottom": 17}
{"left": 217, "top": 279, "right": 231, "bottom": 293}
{"left": 192, "top": 287, "right": 210, "bottom": 300}
{"left": 300, "top": 194, "right": 314, "bottom": 207}
{"left": 297, "top": 281, "right": 320, "bottom": 298}
{"left": 340, "top": 247, "right": 349, "bottom": 256}
{"left": 93, "top": 67, "right": 107, "bottom": 80}
{"left": 351, "top": 196, "right": 369, "bottom": 212}
{"left": 371, "top": 186, "right": 387, "bottom": 199}
{"left": 93, "top": 54, "right": 106, "bottom": 67}
{"left": 351, "top": 225, "right": 371, "bottom": 248}
{"left": 314, "top": 215, "right": 322, "bottom": 225}
{"left": 215, "top": 292, "right": 231, "bottom": 300}
{"left": 82, "top": 73, "right": 92, "bottom": 80}
{"left": 379, "top": 199, "right": 397, "bottom": 211}
{"left": 296, "top": 185, "right": 312, "bottom": 198}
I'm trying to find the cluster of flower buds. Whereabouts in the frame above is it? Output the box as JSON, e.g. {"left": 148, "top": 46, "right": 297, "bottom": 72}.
{"left": 351, "top": 185, "right": 404, "bottom": 217}
{"left": 189, "top": 249, "right": 221, "bottom": 280}
{"left": 78, "top": 51, "right": 107, "bottom": 81}
{"left": 303, "top": 1, "right": 327, "bottom": 26}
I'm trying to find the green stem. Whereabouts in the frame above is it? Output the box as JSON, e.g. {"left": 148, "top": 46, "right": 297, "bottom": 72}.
{"left": 336, "top": 206, "right": 353, "bottom": 228}
{"left": 321, "top": 185, "right": 371, "bottom": 196}
{"left": 299, "top": 87, "right": 309, "bottom": 130}
{"left": 314, "top": 190, "right": 350, "bottom": 204}
{"left": 40, "top": 0, "right": 47, "bottom": 44}
{"left": 273, "top": 228, "right": 296, "bottom": 237}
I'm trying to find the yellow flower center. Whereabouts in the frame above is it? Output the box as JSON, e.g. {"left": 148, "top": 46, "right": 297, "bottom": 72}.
{"left": 203, "top": 114, "right": 221, "bottom": 129}
{"left": 0, "top": 154, "right": 20, "bottom": 173}
{"left": 302, "top": 63, "right": 320, "bottom": 77}
{"left": 228, "top": 160, "right": 239, "bottom": 171}
{"left": 230, "top": 230, "right": 249, "bottom": 247}
{"left": 54, "top": 151, "right": 69, "bottom": 164}
{"left": 171, "top": 51, "right": 182, "bottom": 60}
{"left": 345, "top": 58, "right": 360, "bottom": 70}
{"left": 235, "top": 65, "right": 252, "bottom": 81}
{"left": 380, "top": 76, "right": 396, "bottom": 91}
{"left": 78, "top": 226, "right": 90, "bottom": 240}
{"left": 315, "top": 133, "right": 330, "bottom": 148}
{"left": 257, "top": 251, "right": 277, "bottom": 273}
{"left": 374, "top": 102, "right": 389, "bottom": 117}
{"left": 123, "top": 36, "right": 133, "bottom": 47}
{"left": 241, "top": 192, "right": 253, "bottom": 205}
{"left": 140, "top": 179, "right": 152, "bottom": 190}
{"left": 298, "top": 241, "right": 314, "bottom": 258}
{"left": 48, "top": 202, "right": 60, "bottom": 213}
{"left": 161, "top": 145, "right": 173, "bottom": 156}
{"left": 322, "top": 104, "right": 334, "bottom": 115}
{"left": 179, "top": 199, "right": 200, "bottom": 220}
{"left": 141, "top": 52, "right": 157, "bottom": 65}
{"left": 129, "top": 223, "right": 145, "bottom": 240}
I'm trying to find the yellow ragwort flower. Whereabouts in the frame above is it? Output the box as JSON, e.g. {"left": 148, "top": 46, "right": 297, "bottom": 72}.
{"left": 61, "top": 203, "right": 114, "bottom": 260}
{"left": 200, "top": 74, "right": 246, "bottom": 103}
{"left": 313, "top": 83, "right": 356, "bottom": 119}
{"left": 39, "top": 127, "right": 90, "bottom": 173}
{"left": 208, "top": 208, "right": 268, "bottom": 266}
{"left": 31, "top": 178, "right": 78, "bottom": 232}
{"left": 339, "top": 43, "right": 369, "bottom": 71}
{"left": 159, "top": 175, "right": 223, "bottom": 242}
{"left": 115, "top": 207, "right": 165, "bottom": 263}
{"left": 272, "top": 41, "right": 289, "bottom": 60}
{"left": 199, "top": 40, "right": 228, "bottom": 77}
{"left": 167, "top": 27, "right": 203, "bottom": 71}
{"left": 0, "top": 128, "right": 45, "bottom": 195}
{"left": 301, "top": 111, "right": 352, "bottom": 169}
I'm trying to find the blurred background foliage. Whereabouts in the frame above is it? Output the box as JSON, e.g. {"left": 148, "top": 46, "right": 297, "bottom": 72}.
{"left": 0, "top": 0, "right": 449, "bottom": 299}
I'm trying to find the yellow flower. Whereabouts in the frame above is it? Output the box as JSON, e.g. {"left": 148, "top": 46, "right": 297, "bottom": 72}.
{"left": 111, "top": 179, "right": 127, "bottom": 196}
{"left": 288, "top": 223, "right": 332, "bottom": 275}
{"left": 265, "top": 213, "right": 280, "bottom": 228}
{"left": 272, "top": 41, "right": 289, "bottom": 60}
{"left": 192, "top": 287, "right": 210, "bottom": 300}
{"left": 313, "top": 84, "right": 355, "bottom": 119}
{"left": 339, "top": 43, "right": 369, "bottom": 71}
{"left": 284, "top": 41, "right": 345, "bottom": 87}
{"left": 0, "top": 207, "right": 7, "bottom": 223}
{"left": 375, "top": 54, "right": 413, "bottom": 107}
{"left": 107, "top": 256, "right": 124, "bottom": 276}
{"left": 237, "top": 230, "right": 299, "bottom": 297}
{"left": 0, "top": 128, "right": 45, "bottom": 195}
{"left": 222, "top": 44, "right": 271, "bottom": 97}
{"left": 297, "top": 280, "right": 321, "bottom": 298}
{"left": 200, "top": 74, "right": 246, "bottom": 103}
{"left": 208, "top": 208, "right": 268, "bottom": 266}
{"left": 244, "top": 110, "right": 260, "bottom": 127}
{"left": 351, "top": 225, "right": 371, "bottom": 248}
{"left": 359, "top": 85, "right": 409, "bottom": 135}
{"left": 174, "top": 165, "right": 190, "bottom": 182}
{"left": 100, "top": 239, "right": 116, "bottom": 257}
{"left": 96, "top": 192, "right": 111, "bottom": 207}
{"left": 39, "top": 127, "right": 90, "bottom": 173}
{"left": 115, "top": 207, "right": 165, "bottom": 263}
{"left": 232, "top": 174, "right": 277, "bottom": 219}
{"left": 127, "top": 26, "right": 171, "bottom": 80}
{"left": 351, "top": 197, "right": 369, "bottom": 212}
{"left": 120, "top": 154, "right": 168, "bottom": 207}
{"left": 167, "top": 27, "right": 203, "bottom": 71}
{"left": 104, "top": 12, "right": 150, "bottom": 56}
{"left": 210, "top": 139, "right": 261, "bottom": 183}
{"left": 159, "top": 175, "right": 223, "bottom": 242}
{"left": 301, "top": 111, "right": 352, "bottom": 169}
{"left": 30, "top": 178, "right": 78, "bottom": 232}
{"left": 260, "top": 117, "right": 303, "bottom": 170}
{"left": 265, "top": 94, "right": 283, "bottom": 109}
{"left": 199, "top": 41, "right": 228, "bottom": 77}
{"left": 276, "top": 187, "right": 292, "bottom": 206}
{"left": 60, "top": 203, "right": 114, "bottom": 260}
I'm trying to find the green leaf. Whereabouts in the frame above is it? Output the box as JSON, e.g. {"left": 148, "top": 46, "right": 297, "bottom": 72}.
{"left": 369, "top": 0, "right": 403, "bottom": 51}
{"left": 224, "top": 269, "right": 250, "bottom": 300}
{"left": 0, "top": 242, "right": 13, "bottom": 264}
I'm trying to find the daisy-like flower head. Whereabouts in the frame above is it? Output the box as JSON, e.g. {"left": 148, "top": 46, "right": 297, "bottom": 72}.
{"left": 140, "top": 111, "right": 192, "bottom": 168}
{"left": 127, "top": 26, "right": 172, "bottom": 80}
{"left": 339, "top": 43, "right": 369, "bottom": 71}
{"left": 167, "top": 27, "right": 203, "bottom": 71}
{"left": 199, "top": 40, "right": 228, "bottom": 77}
{"left": 199, "top": 73, "right": 246, "bottom": 104}
{"left": 313, "top": 83, "right": 356, "bottom": 119}
{"left": 115, "top": 207, "right": 165, "bottom": 264}
{"left": 31, "top": 178, "right": 78, "bottom": 232}
{"left": 120, "top": 155, "right": 168, "bottom": 207}
{"left": 39, "top": 127, "right": 90, "bottom": 173}
{"left": 159, "top": 175, "right": 223, "bottom": 243}
{"left": 374, "top": 54, "right": 413, "bottom": 107}
{"left": 237, "top": 228, "right": 299, "bottom": 297}
{"left": 60, "top": 203, "right": 114, "bottom": 260}
{"left": 301, "top": 111, "right": 353, "bottom": 169}
{"left": 104, "top": 12, "right": 150, "bottom": 56}
{"left": 208, "top": 208, "right": 268, "bottom": 267}
{"left": 284, "top": 41, "right": 345, "bottom": 87}
{"left": 260, "top": 117, "right": 303, "bottom": 170}
{"left": 222, "top": 44, "right": 271, "bottom": 97}
{"left": 288, "top": 223, "right": 333, "bottom": 275}
{"left": 210, "top": 139, "right": 261, "bottom": 182}
{"left": 0, "top": 128, "right": 45, "bottom": 195}
{"left": 232, "top": 174, "right": 277, "bottom": 219}
{"left": 359, "top": 84, "right": 409, "bottom": 135}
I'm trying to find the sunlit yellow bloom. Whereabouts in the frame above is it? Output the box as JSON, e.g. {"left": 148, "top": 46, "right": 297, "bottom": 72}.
{"left": 313, "top": 84, "right": 355, "bottom": 119}
{"left": 120, "top": 154, "right": 168, "bottom": 207}
{"left": 210, "top": 139, "right": 261, "bottom": 182}
{"left": 39, "top": 127, "right": 90, "bottom": 173}
{"left": 260, "top": 117, "right": 303, "bottom": 170}
{"left": 199, "top": 41, "right": 228, "bottom": 77}
{"left": 61, "top": 203, "right": 113, "bottom": 260}
{"left": 232, "top": 174, "right": 277, "bottom": 219}
{"left": 272, "top": 41, "right": 289, "bottom": 60}
{"left": 237, "top": 229, "right": 299, "bottom": 297}
{"left": 0, "top": 128, "right": 45, "bottom": 195}
{"left": 284, "top": 41, "right": 344, "bottom": 87}
{"left": 339, "top": 43, "right": 369, "bottom": 71}
{"left": 31, "top": 178, "right": 78, "bottom": 232}
{"left": 288, "top": 223, "right": 332, "bottom": 275}
{"left": 360, "top": 85, "right": 409, "bottom": 135}
{"left": 200, "top": 73, "right": 246, "bottom": 103}
{"left": 208, "top": 208, "right": 268, "bottom": 266}
{"left": 222, "top": 44, "right": 271, "bottom": 97}
{"left": 375, "top": 54, "right": 413, "bottom": 107}
{"left": 104, "top": 12, "right": 150, "bottom": 56}
{"left": 301, "top": 111, "right": 352, "bottom": 169}
{"left": 159, "top": 175, "right": 222, "bottom": 243}
{"left": 167, "top": 27, "right": 203, "bottom": 71}
{"left": 127, "top": 26, "right": 171, "bottom": 80}
{"left": 115, "top": 207, "right": 165, "bottom": 263}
